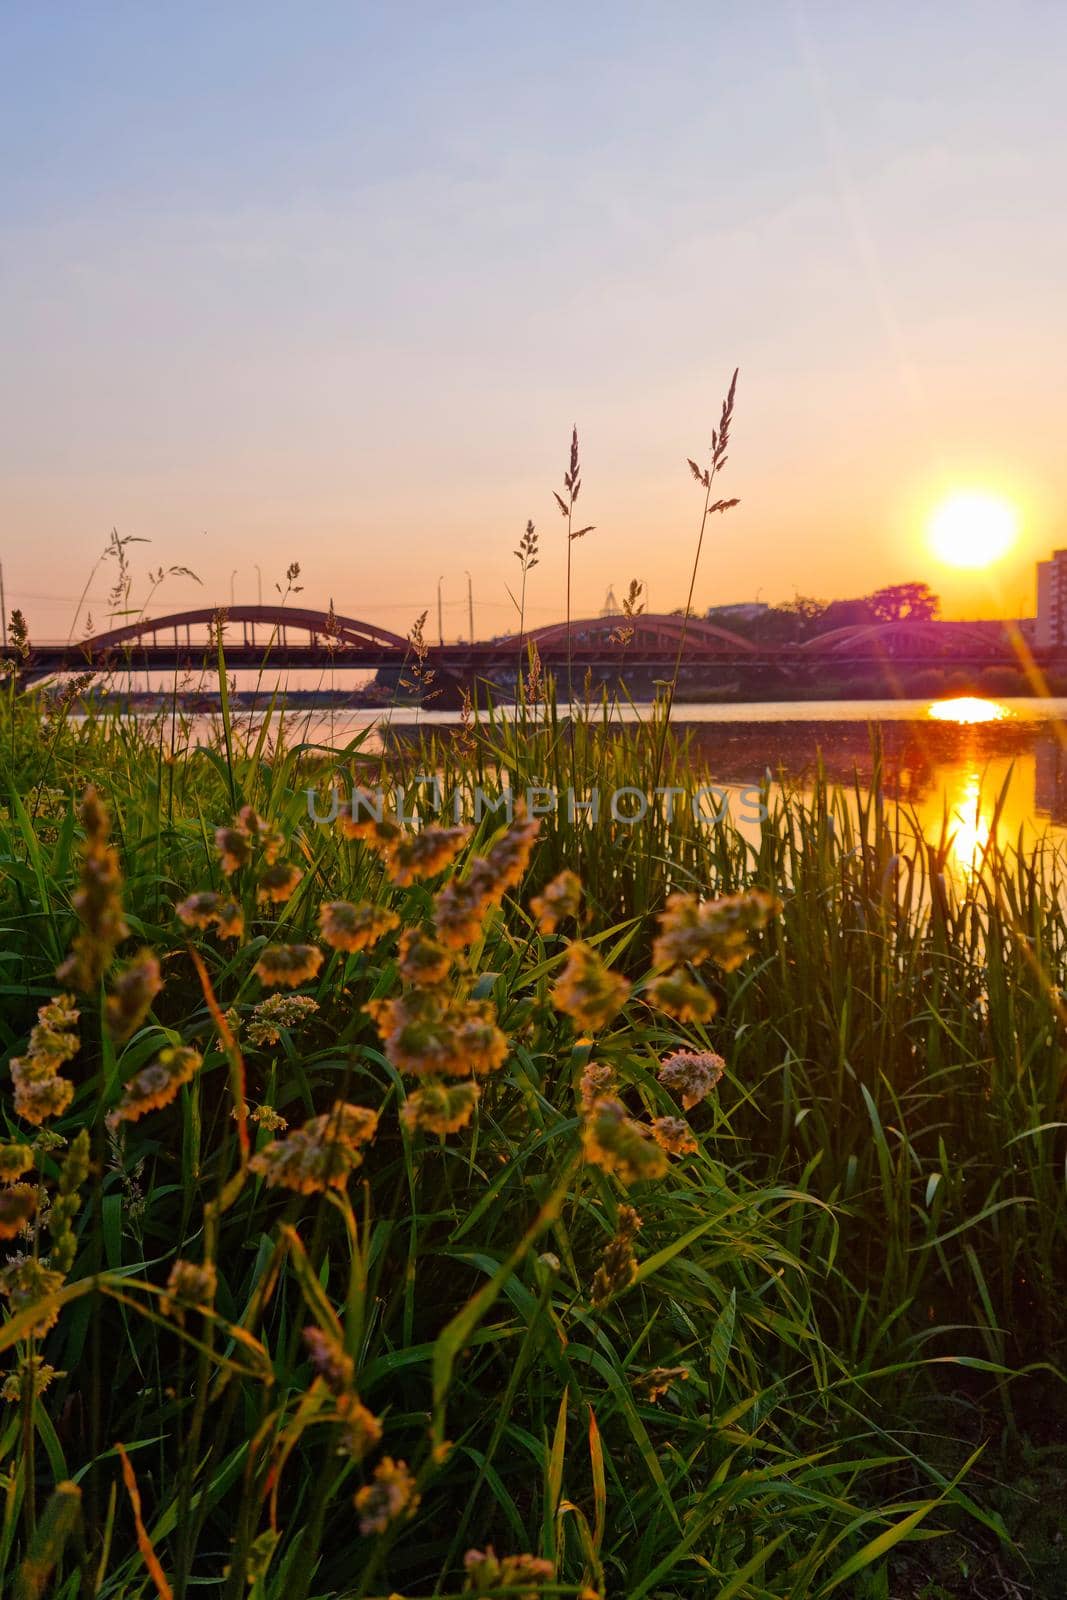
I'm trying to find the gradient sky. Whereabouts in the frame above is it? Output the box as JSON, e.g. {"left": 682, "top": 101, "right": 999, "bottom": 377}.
{"left": 3, "top": 0, "right": 1065, "bottom": 639}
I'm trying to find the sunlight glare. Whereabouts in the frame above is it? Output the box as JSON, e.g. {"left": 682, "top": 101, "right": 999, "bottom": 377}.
{"left": 927, "top": 697, "right": 1011, "bottom": 725}
{"left": 949, "top": 769, "right": 992, "bottom": 877}
{"left": 928, "top": 492, "right": 1019, "bottom": 569}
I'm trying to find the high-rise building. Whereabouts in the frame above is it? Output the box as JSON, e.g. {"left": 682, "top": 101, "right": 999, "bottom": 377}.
{"left": 1036, "top": 551, "right": 1067, "bottom": 648}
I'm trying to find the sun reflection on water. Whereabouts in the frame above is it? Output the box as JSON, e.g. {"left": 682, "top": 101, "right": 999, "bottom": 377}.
{"left": 945, "top": 768, "right": 992, "bottom": 877}
{"left": 927, "top": 696, "right": 1012, "bottom": 725}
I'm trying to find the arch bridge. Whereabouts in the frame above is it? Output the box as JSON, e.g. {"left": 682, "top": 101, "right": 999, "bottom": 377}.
{"left": 1, "top": 605, "right": 1039, "bottom": 698}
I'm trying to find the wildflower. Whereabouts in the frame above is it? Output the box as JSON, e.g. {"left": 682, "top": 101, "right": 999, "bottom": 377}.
{"left": 303, "top": 1325, "right": 354, "bottom": 1396}
{"left": 433, "top": 813, "right": 541, "bottom": 947}
{"left": 175, "top": 891, "right": 244, "bottom": 939}
{"left": 581, "top": 1097, "right": 667, "bottom": 1185}
{"left": 215, "top": 826, "right": 251, "bottom": 874}
{"left": 652, "top": 888, "right": 780, "bottom": 973}
{"left": 249, "top": 1102, "right": 378, "bottom": 1194}
{"left": 591, "top": 1205, "right": 642, "bottom": 1307}
{"left": 578, "top": 1062, "right": 615, "bottom": 1111}
{"left": 256, "top": 863, "right": 303, "bottom": 904}
{"left": 367, "top": 991, "right": 508, "bottom": 1079}
{"left": 56, "top": 787, "right": 129, "bottom": 991}
{"left": 338, "top": 1395, "right": 383, "bottom": 1462}
{"left": 11, "top": 1069, "right": 75, "bottom": 1125}
{"left": 1, "top": 1355, "right": 58, "bottom": 1404}
{"left": 529, "top": 869, "right": 582, "bottom": 934}
{"left": 0, "top": 1143, "right": 35, "bottom": 1183}
{"left": 644, "top": 969, "right": 717, "bottom": 1024}
{"left": 650, "top": 1116, "right": 698, "bottom": 1156}
{"left": 354, "top": 1456, "right": 419, "bottom": 1536}
{"left": 401, "top": 1081, "right": 480, "bottom": 1136}
{"left": 161, "top": 1259, "right": 217, "bottom": 1317}
{"left": 236, "top": 806, "right": 285, "bottom": 864}
{"left": 246, "top": 993, "right": 319, "bottom": 1046}
{"left": 433, "top": 872, "right": 494, "bottom": 949}
{"left": 0, "top": 1185, "right": 37, "bottom": 1240}
{"left": 386, "top": 824, "right": 471, "bottom": 887}
{"left": 482, "top": 811, "right": 540, "bottom": 892}
{"left": 658, "top": 1049, "right": 725, "bottom": 1110}
{"left": 397, "top": 927, "right": 452, "bottom": 986}
{"left": 0, "top": 1255, "right": 65, "bottom": 1336}
{"left": 632, "top": 1366, "right": 689, "bottom": 1402}
{"left": 107, "top": 1045, "right": 202, "bottom": 1128}
{"left": 551, "top": 943, "right": 631, "bottom": 1032}
{"left": 318, "top": 901, "right": 399, "bottom": 954}
{"left": 239, "top": 1103, "right": 288, "bottom": 1131}
{"left": 29, "top": 995, "right": 81, "bottom": 1061}
{"left": 464, "top": 1547, "right": 555, "bottom": 1595}
{"left": 10, "top": 1000, "right": 80, "bottom": 1127}
{"left": 254, "top": 943, "right": 324, "bottom": 988}
{"left": 337, "top": 807, "right": 403, "bottom": 854}
{"left": 105, "top": 950, "right": 163, "bottom": 1043}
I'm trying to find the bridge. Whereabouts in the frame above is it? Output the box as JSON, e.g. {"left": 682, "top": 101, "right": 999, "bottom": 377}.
{"left": 1, "top": 605, "right": 1045, "bottom": 705}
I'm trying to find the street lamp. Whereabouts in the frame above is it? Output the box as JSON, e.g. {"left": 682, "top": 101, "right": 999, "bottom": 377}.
{"left": 230, "top": 570, "right": 237, "bottom": 606}
{"left": 437, "top": 576, "right": 445, "bottom": 646}
{"left": 254, "top": 564, "right": 263, "bottom": 606}
{"left": 465, "top": 570, "right": 474, "bottom": 642}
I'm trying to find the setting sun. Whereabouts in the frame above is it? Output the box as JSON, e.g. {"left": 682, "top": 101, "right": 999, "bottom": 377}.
{"left": 928, "top": 491, "right": 1019, "bottom": 569}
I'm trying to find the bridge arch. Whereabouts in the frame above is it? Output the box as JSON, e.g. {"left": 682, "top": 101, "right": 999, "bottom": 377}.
{"left": 520, "top": 612, "right": 758, "bottom": 655}
{"left": 77, "top": 605, "right": 413, "bottom": 656}
{"left": 798, "top": 620, "right": 1011, "bottom": 659}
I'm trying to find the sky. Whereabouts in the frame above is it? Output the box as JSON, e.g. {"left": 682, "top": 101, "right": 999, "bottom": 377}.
{"left": 2, "top": 0, "right": 1065, "bottom": 640}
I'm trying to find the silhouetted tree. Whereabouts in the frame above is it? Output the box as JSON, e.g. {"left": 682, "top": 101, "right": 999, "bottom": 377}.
{"left": 867, "top": 582, "right": 939, "bottom": 622}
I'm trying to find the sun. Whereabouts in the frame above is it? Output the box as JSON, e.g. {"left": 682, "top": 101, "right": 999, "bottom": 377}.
{"left": 928, "top": 491, "right": 1019, "bottom": 570}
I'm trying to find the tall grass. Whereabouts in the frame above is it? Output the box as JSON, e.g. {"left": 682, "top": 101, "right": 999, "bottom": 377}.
{"left": 1, "top": 682, "right": 1064, "bottom": 1596}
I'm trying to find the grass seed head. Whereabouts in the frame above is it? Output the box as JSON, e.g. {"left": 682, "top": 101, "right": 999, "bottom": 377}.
{"left": 551, "top": 942, "right": 631, "bottom": 1032}
{"left": 319, "top": 901, "right": 400, "bottom": 953}
{"left": 657, "top": 1049, "right": 725, "bottom": 1110}
{"left": 254, "top": 943, "right": 324, "bottom": 988}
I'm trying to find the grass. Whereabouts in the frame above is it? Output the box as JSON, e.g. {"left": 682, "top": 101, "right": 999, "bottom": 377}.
{"left": 0, "top": 675, "right": 1065, "bottom": 1600}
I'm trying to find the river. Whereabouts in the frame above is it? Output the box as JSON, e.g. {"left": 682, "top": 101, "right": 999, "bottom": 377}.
{"left": 165, "top": 694, "right": 1067, "bottom": 878}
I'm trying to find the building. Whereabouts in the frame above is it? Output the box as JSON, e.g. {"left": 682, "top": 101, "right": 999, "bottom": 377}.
{"left": 1036, "top": 551, "right": 1067, "bottom": 648}
{"left": 705, "top": 602, "right": 769, "bottom": 623}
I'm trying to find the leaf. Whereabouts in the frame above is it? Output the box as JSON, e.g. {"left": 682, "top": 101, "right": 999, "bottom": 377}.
{"left": 588, "top": 1405, "right": 606, "bottom": 1553}
{"left": 542, "top": 1391, "right": 568, "bottom": 1560}
{"left": 117, "top": 1443, "right": 174, "bottom": 1600}
{"left": 708, "top": 1289, "right": 737, "bottom": 1399}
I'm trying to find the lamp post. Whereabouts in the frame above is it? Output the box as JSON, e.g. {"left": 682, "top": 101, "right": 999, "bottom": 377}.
{"left": 230, "top": 570, "right": 237, "bottom": 606}
{"left": 437, "top": 576, "right": 445, "bottom": 646}
{"left": 465, "top": 570, "right": 474, "bottom": 642}
{"left": 254, "top": 564, "right": 263, "bottom": 606}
